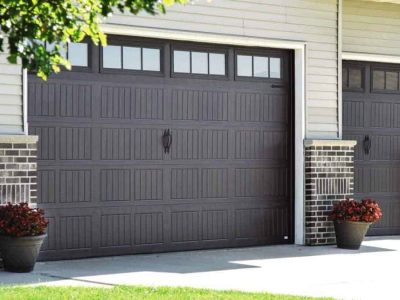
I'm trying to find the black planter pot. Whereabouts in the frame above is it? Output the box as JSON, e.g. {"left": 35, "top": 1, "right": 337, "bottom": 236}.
{"left": 0, "top": 234, "right": 46, "bottom": 273}
{"left": 334, "top": 221, "right": 371, "bottom": 250}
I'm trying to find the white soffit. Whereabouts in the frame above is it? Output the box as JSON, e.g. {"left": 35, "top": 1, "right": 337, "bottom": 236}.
{"left": 359, "top": 0, "right": 400, "bottom": 4}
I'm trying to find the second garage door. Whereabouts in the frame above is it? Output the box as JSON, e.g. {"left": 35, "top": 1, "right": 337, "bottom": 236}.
{"left": 343, "top": 61, "right": 400, "bottom": 235}
{"left": 29, "top": 37, "right": 293, "bottom": 260}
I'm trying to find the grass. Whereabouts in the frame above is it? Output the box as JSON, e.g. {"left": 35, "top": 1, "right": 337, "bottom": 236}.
{"left": 0, "top": 286, "right": 334, "bottom": 300}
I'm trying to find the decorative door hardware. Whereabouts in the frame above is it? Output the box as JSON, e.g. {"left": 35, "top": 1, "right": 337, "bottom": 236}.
{"left": 162, "top": 129, "right": 172, "bottom": 154}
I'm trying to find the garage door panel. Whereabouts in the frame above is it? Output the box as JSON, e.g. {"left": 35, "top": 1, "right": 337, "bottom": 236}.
{"left": 171, "top": 89, "right": 229, "bottom": 122}
{"left": 343, "top": 100, "right": 365, "bottom": 128}
{"left": 60, "top": 84, "right": 93, "bottom": 118}
{"left": 133, "top": 128, "right": 164, "bottom": 160}
{"left": 133, "top": 211, "right": 165, "bottom": 246}
{"left": 60, "top": 127, "right": 92, "bottom": 160}
{"left": 100, "top": 213, "right": 132, "bottom": 248}
{"left": 37, "top": 169, "right": 56, "bottom": 204}
{"left": 234, "top": 168, "right": 288, "bottom": 198}
{"left": 171, "top": 210, "right": 201, "bottom": 243}
{"left": 370, "top": 101, "right": 393, "bottom": 128}
{"left": 170, "top": 167, "right": 199, "bottom": 200}
{"left": 235, "top": 93, "right": 288, "bottom": 123}
{"left": 100, "top": 86, "right": 132, "bottom": 119}
{"left": 30, "top": 126, "right": 56, "bottom": 160}
{"left": 170, "top": 128, "right": 230, "bottom": 160}
{"left": 100, "top": 169, "right": 131, "bottom": 202}
{"left": 28, "top": 82, "right": 58, "bottom": 117}
{"left": 134, "top": 168, "right": 164, "bottom": 201}
{"left": 31, "top": 38, "right": 293, "bottom": 260}
{"left": 235, "top": 205, "right": 289, "bottom": 241}
{"left": 355, "top": 165, "right": 400, "bottom": 194}
{"left": 200, "top": 168, "right": 229, "bottom": 199}
{"left": 59, "top": 169, "right": 92, "bottom": 203}
{"left": 133, "top": 87, "right": 165, "bottom": 120}
{"left": 234, "top": 130, "right": 288, "bottom": 160}
{"left": 201, "top": 209, "right": 230, "bottom": 241}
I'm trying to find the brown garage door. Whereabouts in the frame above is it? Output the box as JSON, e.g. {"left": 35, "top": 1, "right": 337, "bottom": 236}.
{"left": 29, "top": 36, "right": 293, "bottom": 260}
{"left": 343, "top": 61, "right": 400, "bottom": 235}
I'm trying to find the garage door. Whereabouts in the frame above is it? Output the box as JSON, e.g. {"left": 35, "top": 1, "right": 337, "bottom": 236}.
{"left": 29, "top": 36, "right": 293, "bottom": 260}
{"left": 343, "top": 61, "right": 400, "bottom": 235}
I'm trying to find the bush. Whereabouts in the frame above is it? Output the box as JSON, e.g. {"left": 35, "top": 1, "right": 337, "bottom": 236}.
{"left": 0, "top": 203, "right": 48, "bottom": 237}
{"left": 330, "top": 198, "right": 382, "bottom": 223}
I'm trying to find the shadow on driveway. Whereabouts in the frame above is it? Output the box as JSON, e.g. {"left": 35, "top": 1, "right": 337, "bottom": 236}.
{"left": 0, "top": 236, "right": 398, "bottom": 288}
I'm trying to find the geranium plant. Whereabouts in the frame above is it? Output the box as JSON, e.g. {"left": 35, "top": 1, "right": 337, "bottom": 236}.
{"left": 330, "top": 198, "right": 382, "bottom": 223}
{"left": 0, "top": 203, "right": 48, "bottom": 237}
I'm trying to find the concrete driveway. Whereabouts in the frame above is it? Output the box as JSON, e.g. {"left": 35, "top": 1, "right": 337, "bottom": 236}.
{"left": 0, "top": 236, "right": 399, "bottom": 300}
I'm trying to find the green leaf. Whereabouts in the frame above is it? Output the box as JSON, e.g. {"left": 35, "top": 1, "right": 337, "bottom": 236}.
{"left": 0, "top": 0, "right": 184, "bottom": 79}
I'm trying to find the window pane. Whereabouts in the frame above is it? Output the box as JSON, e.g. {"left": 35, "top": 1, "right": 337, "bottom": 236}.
{"left": 191, "top": 52, "right": 208, "bottom": 74}
{"left": 349, "top": 68, "right": 362, "bottom": 89}
{"left": 373, "top": 70, "right": 385, "bottom": 90}
{"left": 68, "top": 43, "right": 88, "bottom": 67}
{"left": 270, "top": 57, "right": 281, "bottom": 78}
{"left": 174, "top": 50, "right": 190, "bottom": 73}
{"left": 123, "top": 47, "right": 141, "bottom": 70}
{"left": 103, "top": 45, "right": 121, "bottom": 69}
{"left": 47, "top": 42, "right": 67, "bottom": 58}
{"left": 143, "top": 48, "right": 160, "bottom": 71}
{"left": 237, "top": 55, "right": 252, "bottom": 77}
{"left": 209, "top": 53, "right": 225, "bottom": 75}
{"left": 386, "top": 71, "right": 399, "bottom": 90}
{"left": 253, "top": 56, "right": 269, "bottom": 78}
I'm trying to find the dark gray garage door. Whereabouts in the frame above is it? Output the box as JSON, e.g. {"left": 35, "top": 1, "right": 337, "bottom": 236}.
{"left": 343, "top": 61, "right": 400, "bottom": 235}
{"left": 29, "top": 36, "right": 293, "bottom": 260}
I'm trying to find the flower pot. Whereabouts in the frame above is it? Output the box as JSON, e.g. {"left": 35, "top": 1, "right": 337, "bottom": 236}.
{"left": 0, "top": 234, "right": 47, "bottom": 272}
{"left": 334, "top": 221, "right": 371, "bottom": 250}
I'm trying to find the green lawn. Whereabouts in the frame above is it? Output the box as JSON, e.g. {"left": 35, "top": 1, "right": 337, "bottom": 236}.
{"left": 0, "top": 286, "right": 334, "bottom": 300}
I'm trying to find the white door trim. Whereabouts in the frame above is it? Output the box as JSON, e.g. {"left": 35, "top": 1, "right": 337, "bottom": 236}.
{"left": 102, "top": 24, "right": 307, "bottom": 245}
{"left": 342, "top": 52, "right": 400, "bottom": 64}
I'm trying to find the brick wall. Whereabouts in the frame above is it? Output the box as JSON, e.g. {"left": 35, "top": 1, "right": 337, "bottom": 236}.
{"left": 0, "top": 136, "right": 38, "bottom": 205}
{"left": 304, "top": 140, "right": 357, "bottom": 246}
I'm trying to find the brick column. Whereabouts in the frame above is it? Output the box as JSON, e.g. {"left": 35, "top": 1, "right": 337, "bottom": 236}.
{"left": 0, "top": 135, "right": 38, "bottom": 205}
{"left": 304, "top": 140, "right": 357, "bottom": 246}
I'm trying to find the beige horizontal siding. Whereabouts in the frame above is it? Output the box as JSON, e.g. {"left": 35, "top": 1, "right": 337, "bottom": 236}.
{"left": 107, "top": 0, "right": 339, "bottom": 139}
{"left": 0, "top": 50, "right": 23, "bottom": 134}
{"left": 343, "top": 0, "right": 400, "bottom": 56}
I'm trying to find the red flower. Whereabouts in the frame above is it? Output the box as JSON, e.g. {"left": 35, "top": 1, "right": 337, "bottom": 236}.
{"left": 329, "top": 198, "right": 382, "bottom": 223}
{"left": 0, "top": 203, "right": 48, "bottom": 237}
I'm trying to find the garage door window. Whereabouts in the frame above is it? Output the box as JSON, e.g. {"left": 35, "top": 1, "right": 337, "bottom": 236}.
{"left": 102, "top": 45, "right": 161, "bottom": 72}
{"left": 237, "top": 54, "right": 281, "bottom": 79}
{"left": 173, "top": 50, "right": 226, "bottom": 76}
{"left": 342, "top": 65, "right": 364, "bottom": 92}
{"left": 45, "top": 42, "right": 89, "bottom": 68}
{"left": 372, "top": 69, "right": 400, "bottom": 92}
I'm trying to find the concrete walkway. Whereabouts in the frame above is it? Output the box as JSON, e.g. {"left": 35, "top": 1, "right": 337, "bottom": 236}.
{"left": 1, "top": 236, "right": 399, "bottom": 300}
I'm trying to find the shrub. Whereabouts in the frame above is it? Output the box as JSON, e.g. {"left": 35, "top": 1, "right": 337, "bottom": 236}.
{"left": 0, "top": 203, "right": 48, "bottom": 237}
{"left": 330, "top": 198, "right": 382, "bottom": 223}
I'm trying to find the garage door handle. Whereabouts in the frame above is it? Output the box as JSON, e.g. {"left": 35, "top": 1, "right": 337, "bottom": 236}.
{"left": 363, "top": 135, "right": 371, "bottom": 155}
{"left": 162, "top": 129, "right": 172, "bottom": 154}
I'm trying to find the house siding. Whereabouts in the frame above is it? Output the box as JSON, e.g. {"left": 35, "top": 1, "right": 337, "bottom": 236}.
{"left": 343, "top": 0, "right": 400, "bottom": 56}
{"left": 0, "top": 44, "right": 23, "bottom": 134}
{"left": 107, "top": 0, "right": 340, "bottom": 139}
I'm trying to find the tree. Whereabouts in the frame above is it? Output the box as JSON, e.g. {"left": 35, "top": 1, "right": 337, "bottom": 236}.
{"left": 0, "top": 0, "right": 185, "bottom": 79}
